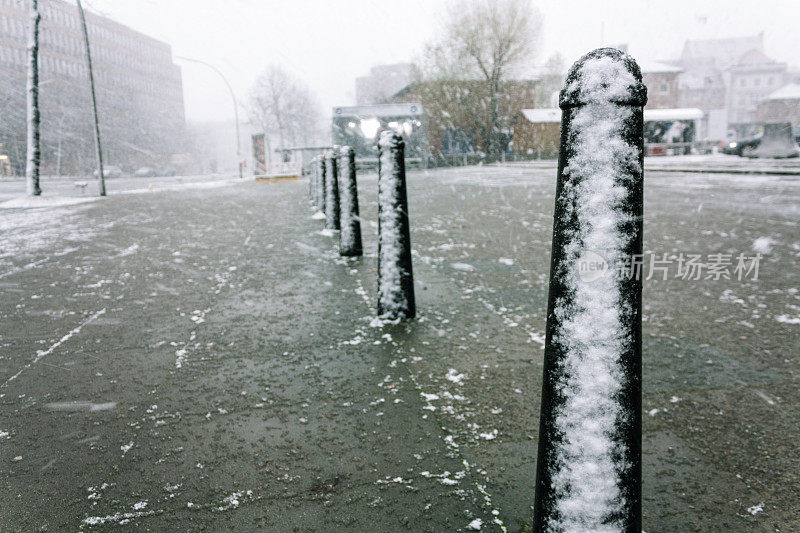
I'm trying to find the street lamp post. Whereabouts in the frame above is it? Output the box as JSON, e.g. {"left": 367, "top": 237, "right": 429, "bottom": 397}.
{"left": 76, "top": 0, "right": 106, "bottom": 196}
{"left": 176, "top": 57, "right": 243, "bottom": 179}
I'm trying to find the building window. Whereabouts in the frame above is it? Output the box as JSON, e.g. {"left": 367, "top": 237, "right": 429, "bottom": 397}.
{"left": 659, "top": 83, "right": 669, "bottom": 94}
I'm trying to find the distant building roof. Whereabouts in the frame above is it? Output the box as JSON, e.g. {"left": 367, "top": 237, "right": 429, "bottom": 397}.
{"left": 332, "top": 103, "right": 423, "bottom": 118}
{"left": 639, "top": 61, "right": 683, "bottom": 74}
{"left": 764, "top": 83, "right": 800, "bottom": 101}
{"left": 521, "top": 108, "right": 561, "bottom": 123}
{"left": 735, "top": 48, "right": 778, "bottom": 66}
{"left": 644, "top": 108, "right": 703, "bottom": 121}
{"left": 680, "top": 34, "right": 764, "bottom": 70}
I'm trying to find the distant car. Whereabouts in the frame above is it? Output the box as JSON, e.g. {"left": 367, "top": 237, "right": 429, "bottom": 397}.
{"left": 157, "top": 166, "right": 176, "bottom": 177}
{"left": 134, "top": 167, "right": 156, "bottom": 177}
{"left": 721, "top": 136, "right": 761, "bottom": 157}
{"left": 93, "top": 165, "right": 123, "bottom": 179}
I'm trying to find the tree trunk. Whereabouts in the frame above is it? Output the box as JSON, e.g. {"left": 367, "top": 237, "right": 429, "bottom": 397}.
{"left": 25, "top": 0, "right": 41, "bottom": 196}
{"left": 489, "top": 79, "right": 501, "bottom": 159}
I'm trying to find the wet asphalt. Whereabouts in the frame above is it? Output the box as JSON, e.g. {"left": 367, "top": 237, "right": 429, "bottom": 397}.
{"left": 0, "top": 166, "right": 798, "bottom": 532}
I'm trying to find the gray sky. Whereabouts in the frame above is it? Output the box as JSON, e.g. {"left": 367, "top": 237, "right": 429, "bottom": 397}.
{"left": 81, "top": 0, "right": 800, "bottom": 124}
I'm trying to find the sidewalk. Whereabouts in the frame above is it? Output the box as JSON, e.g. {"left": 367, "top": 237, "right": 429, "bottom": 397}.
{"left": 1, "top": 166, "right": 798, "bottom": 531}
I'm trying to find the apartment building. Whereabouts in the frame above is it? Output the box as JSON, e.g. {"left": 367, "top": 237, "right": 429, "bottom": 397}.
{"left": 0, "top": 0, "right": 185, "bottom": 174}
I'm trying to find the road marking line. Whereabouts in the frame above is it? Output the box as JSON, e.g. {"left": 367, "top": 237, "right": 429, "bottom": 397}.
{"left": 1, "top": 308, "right": 106, "bottom": 388}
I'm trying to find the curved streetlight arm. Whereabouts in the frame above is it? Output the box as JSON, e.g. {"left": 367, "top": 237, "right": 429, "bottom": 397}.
{"left": 176, "top": 56, "right": 243, "bottom": 179}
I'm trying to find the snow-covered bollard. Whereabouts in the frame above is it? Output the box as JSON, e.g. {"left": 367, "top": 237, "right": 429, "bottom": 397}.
{"left": 317, "top": 155, "right": 327, "bottom": 215}
{"left": 533, "top": 48, "right": 647, "bottom": 532}
{"left": 314, "top": 155, "right": 323, "bottom": 209}
{"left": 309, "top": 156, "right": 317, "bottom": 205}
{"left": 377, "top": 131, "right": 415, "bottom": 319}
{"left": 338, "top": 146, "right": 363, "bottom": 256}
{"left": 324, "top": 149, "right": 340, "bottom": 230}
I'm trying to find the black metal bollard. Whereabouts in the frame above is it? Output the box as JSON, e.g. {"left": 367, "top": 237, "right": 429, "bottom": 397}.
{"left": 314, "top": 156, "right": 323, "bottom": 209}
{"left": 317, "top": 154, "right": 328, "bottom": 213}
{"left": 533, "top": 48, "right": 646, "bottom": 532}
{"left": 338, "top": 146, "right": 363, "bottom": 256}
{"left": 324, "top": 149, "right": 341, "bottom": 230}
{"left": 376, "top": 131, "right": 415, "bottom": 319}
{"left": 309, "top": 156, "right": 317, "bottom": 205}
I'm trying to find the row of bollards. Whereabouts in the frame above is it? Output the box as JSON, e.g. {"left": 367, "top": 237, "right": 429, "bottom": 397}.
{"left": 305, "top": 48, "right": 644, "bottom": 530}
{"left": 308, "top": 134, "right": 415, "bottom": 320}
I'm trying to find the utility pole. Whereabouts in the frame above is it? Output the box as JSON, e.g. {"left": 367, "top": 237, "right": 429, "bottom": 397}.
{"left": 175, "top": 56, "right": 243, "bottom": 179}
{"left": 76, "top": 0, "right": 106, "bottom": 196}
{"left": 25, "top": 0, "right": 41, "bottom": 196}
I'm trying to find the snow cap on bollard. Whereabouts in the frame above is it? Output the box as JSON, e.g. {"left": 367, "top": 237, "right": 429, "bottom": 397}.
{"left": 325, "top": 148, "right": 341, "bottom": 231}
{"left": 376, "top": 130, "right": 415, "bottom": 319}
{"left": 559, "top": 47, "right": 647, "bottom": 108}
{"left": 338, "top": 146, "right": 363, "bottom": 257}
{"left": 533, "top": 47, "right": 646, "bottom": 533}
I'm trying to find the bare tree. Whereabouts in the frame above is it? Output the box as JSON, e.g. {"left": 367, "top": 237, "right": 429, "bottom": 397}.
{"left": 247, "top": 66, "right": 321, "bottom": 161}
{"left": 25, "top": 0, "right": 41, "bottom": 195}
{"left": 535, "top": 52, "right": 566, "bottom": 108}
{"left": 415, "top": 0, "right": 542, "bottom": 158}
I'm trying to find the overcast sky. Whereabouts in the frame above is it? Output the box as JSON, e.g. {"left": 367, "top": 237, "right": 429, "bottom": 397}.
{"left": 81, "top": 0, "right": 800, "bottom": 124}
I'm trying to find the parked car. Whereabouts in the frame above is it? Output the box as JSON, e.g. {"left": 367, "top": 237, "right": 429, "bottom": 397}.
{"left": 721, "top": 135, "right": 761, "bottom": 157}
{"left": 93, "top": 165, "right": 123, "bottom": 179}
{"left": 134, "top": 167, "right": 156, "bottom": 177}
{"left": 157, "top": 166, "right": 176, "bottom": 177}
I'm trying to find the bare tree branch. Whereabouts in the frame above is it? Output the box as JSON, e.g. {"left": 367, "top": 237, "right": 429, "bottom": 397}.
{"left": 247, "top": 65, "right": 322, "bottom": 154}
{"left": 414, "top": 0, "right": 542, "bottom": 158}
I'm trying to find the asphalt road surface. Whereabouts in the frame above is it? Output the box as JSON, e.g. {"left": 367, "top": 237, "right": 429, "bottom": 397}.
{"left": 1, "top": 166, "right": 798, "bottom": 531}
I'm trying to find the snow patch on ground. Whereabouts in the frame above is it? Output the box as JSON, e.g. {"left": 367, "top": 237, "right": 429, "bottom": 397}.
{"left": 445, "top": 368, "right": 466, "bottom": 385}
{"left": 116, "top": 243, "right": 139, "bottom": 257}
{"left": 216, "top": 490, "right": 254, "bottom": 511}
{"left": 81, "top": 510, "right": 156, "bottom": 527}
{"left": 450, "top": 262, "right": 475, "bottom": 272}
{"left": 747, "top": 502, "right": 764, "bottom": 516}
{"left": 752, "top": 237, "right": 776, "bottom": 254}
{"left": 113, "top": 177, "right": 240, "bottom": 196}
{"left": 0, "top": 203, "right": 100, "bottom": 261}
{"left": 0, "top": 195, "right": 98, "bottom": 209}
{"left": 467, "top": 518, "right": 483, "bottom": 530}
